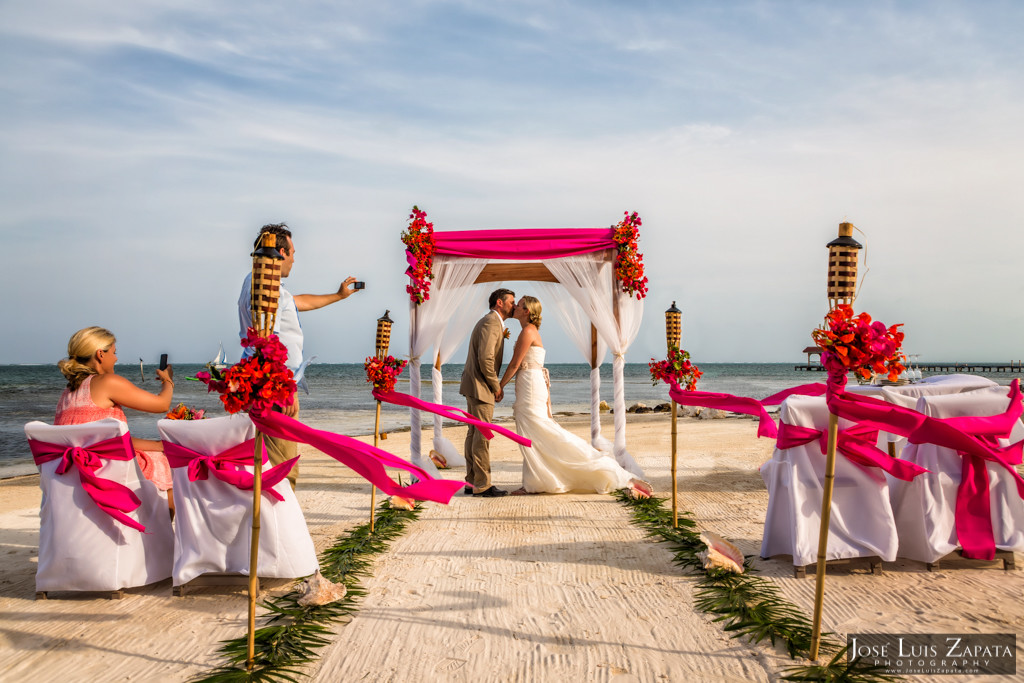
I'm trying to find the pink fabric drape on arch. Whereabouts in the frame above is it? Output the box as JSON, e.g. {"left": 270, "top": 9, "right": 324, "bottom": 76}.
{"left": 431, "top": 228, "right": 616, "bottom": 259}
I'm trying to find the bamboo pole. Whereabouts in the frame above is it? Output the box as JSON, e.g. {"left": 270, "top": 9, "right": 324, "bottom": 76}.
{"left": 671, "top": 400, "right": 678, "bottom": 528}
{"left": 370, "top": 401, "right": 381, "bottom": 532}
{"left": 809, "top": 411, "right": 840, "bottom": 661}
{"left": 246, "top": 431, "right": 265, "bottom": 671}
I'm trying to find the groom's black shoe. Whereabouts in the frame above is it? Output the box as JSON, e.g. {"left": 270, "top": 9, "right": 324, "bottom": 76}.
{"left": 463, "top": 486, "right": 473, "bottom": 495}
{"left": 473, "top": 486, "right": 508, "bottom": 498}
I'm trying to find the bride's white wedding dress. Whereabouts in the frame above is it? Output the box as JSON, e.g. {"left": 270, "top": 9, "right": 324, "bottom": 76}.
{"left": 513, "top": 346, "right": 633, "bottom": 494}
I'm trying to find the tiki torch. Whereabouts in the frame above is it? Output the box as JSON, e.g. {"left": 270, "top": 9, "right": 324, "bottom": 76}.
{"left": 369, "top": 310, "right": 394, "bottom": 532}
{"left": 247, "top": 231, "right": 283, "bottom": 671}
{"left": 665, "top": 301, "right": 681, "bottom": 528}
{"left": 810, "top": 223, "right": 862, "bottom": 661}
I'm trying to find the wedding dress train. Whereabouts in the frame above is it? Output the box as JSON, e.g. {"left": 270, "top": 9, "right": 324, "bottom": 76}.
{"left": 513, "top": 347, "right": 634, "bottom": 494}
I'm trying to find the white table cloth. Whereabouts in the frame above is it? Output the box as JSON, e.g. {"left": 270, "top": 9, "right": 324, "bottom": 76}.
{"left": 889, "top": 386, "right": 1024, "bottom": 563}
{"left": 26, "top": 418, "right": 174, "bottom": 593}
{"left": 158, "top": 415, "right": 318, "bottom": 586}
{"left": 760, "top": 395, "right": 899, "bottom": 566}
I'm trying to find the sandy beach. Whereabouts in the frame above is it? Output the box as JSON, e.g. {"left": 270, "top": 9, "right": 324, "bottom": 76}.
{"left": 1, "top": 413, "right": 1021, "bottom": 682}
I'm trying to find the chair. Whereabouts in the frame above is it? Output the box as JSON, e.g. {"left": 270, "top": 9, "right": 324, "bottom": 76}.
{"left": 25, "top": 418, "right": 174, "bottom": 598}
{"left": 889, "top": 386, "right": 1024, "bottom": 568}
{"left": 760, "top": 395, "right": 898, "bottom": 575}
{"left": 158, "top": 414, "right": 318, "bottom": 594}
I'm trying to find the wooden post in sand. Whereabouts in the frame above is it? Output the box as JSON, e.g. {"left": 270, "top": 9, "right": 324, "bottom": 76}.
{"left": 247, "top": 232, "right": 284, "bottom": 672}
{"left": 370, "top": 310, "right": 394, "bottom": 533}
{"left": 810, "top": 222, "right": 864, "bottom": 660}
{"left": 665, "top": 302, "right": 682, "bottom": 528}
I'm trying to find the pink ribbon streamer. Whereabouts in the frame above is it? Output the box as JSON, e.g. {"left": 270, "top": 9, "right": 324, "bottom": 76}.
{"left": 373, "top": 389, "right": 532, "bottom": 447}
{"left": 29, "top": 433, "right": 145, "bottom": 532}
{"left": 825, "top": 376, "right": 1024, "bottom": 560}
{"left": 250, "top": 411, "right": 464, "bottom": 504}
{"left": 163, "top": 439, "right": 296, "bottom": 502}
{"left": 776, "top": 421, "right": 928, "bottom": 481}
{"left": 667, "top": 383, "right": 781, "bottom": 438}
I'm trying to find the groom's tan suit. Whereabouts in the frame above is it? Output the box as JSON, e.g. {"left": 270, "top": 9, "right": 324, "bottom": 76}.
{"left": 460, "top": 310, "right": 505, "bottom": 491}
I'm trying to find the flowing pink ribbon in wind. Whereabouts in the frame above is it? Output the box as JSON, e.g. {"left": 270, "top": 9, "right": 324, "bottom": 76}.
{"left": 667, "top": 381, "right": 827, "bottom": 439}
{"left": 163, "top": 439, "right": 296, "bottom": 502}
{"left": 373, "top": 388, "right": 532, "bottom": 447}
{"left": 250, "top": 410, "right": 464, "bottom": 504}
{"left": 29, "top": 433, "right": 145, "bottom": 532}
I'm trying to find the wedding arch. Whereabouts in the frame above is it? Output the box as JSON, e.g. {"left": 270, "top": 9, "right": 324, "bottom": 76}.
{"left": 401, "top": 215, "right": 649, "bottom": 480}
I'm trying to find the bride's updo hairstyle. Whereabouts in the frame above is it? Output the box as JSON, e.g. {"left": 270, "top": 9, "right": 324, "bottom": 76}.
{"left": 58, "top": 326, "right": 116, "bottom": 391}
{"left": 521, "top": 296, "right": 542, "bottom": 329}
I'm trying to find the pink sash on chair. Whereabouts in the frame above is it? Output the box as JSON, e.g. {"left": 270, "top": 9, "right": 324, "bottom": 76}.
{"left": 28, "top": 433, "right": 146, "bottom": 532}
{"left": 163, "top": 439, "right": 296, "bottom": 502}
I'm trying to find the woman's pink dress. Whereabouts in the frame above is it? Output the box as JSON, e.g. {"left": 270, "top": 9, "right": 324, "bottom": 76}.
{"left": 54, "top": 375, "right": 174, "bottom": 491}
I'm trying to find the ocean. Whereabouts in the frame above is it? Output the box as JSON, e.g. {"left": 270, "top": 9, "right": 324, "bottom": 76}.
{"left": 3, "top": 362, "right": 1018, "bottom": 478}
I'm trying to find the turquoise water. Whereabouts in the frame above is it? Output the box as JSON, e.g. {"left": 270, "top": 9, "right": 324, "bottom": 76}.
{"left": 4, "top": 362, "right": 1017, "bottom": 477}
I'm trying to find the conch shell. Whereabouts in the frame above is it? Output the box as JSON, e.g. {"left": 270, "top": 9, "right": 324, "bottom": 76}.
{"left": 297, "top": 570, "right": 347, "bottom": 606}
{"left": 697, "top": 531, "right": 745, "bottom": 574}
{"left": 628, "top": 479, "right": 653, "bottom": 499}
{"left": 428, "top": 449, "right": 448, "bottom": 469}
{"left": 389, "top": 495, "right": 416, "bottom": 511}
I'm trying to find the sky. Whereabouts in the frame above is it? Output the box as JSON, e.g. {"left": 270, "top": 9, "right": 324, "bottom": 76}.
{"left": 1, "top": 0, "right": 1022, "bottom": 366}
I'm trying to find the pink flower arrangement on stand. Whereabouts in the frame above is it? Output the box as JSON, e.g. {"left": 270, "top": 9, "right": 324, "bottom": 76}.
{"left": 196, "top": 328, "right": 297, "bottom": 415}
{"left": 364, "top": 355, "right": 408, "bottom": 395}
{"left": 811, "top": 304, "right": 905, "bottom": 391}
{"left": 649, "top": 346, "right": 702, "bottom": 391}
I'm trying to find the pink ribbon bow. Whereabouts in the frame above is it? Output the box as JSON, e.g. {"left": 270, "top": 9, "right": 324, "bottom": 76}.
{"left": 162, "top": 439, "right": 296, "bottom": 502}
{"left": 775, "top": 421, "right": 928, "bottom": 481}
{"left": 29, "top": 433, "right": 145, "bottom": 532}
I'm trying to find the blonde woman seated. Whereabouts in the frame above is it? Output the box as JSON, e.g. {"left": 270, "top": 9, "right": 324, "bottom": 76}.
{"left": 56, "top": 327, "right": 175, "bottom": 507}
{"left": 499, "top": 296, "right": 651, "bottom": 497}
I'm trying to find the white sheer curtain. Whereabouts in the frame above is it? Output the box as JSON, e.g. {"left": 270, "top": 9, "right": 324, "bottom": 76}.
{"left": 430, "top": 281, "right": 491, "bottom": 466}
{"left": 546, "top": 253, "right": 645, "bottom": 476}
{"left": 535, "top": 281, "right": 612, "bottom": 451}
{"left": 407, "top": 256, "right": 488, "bottom": 475}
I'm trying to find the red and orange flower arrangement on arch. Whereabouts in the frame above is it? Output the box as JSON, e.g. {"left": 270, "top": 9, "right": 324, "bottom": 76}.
{"left": 401, "top": 206, "right": 436, "bottom": 305}
{"left": 811, "top": 304, "right": 905, "bottom": 383}
{"left": 196, "top": 328, "right": 297, "bottom": 415}
{"left": 649, "top": 345, "right": 702, "bottom": 391}
{"left": 364, "top": 355, "right": 408, "bottom": 395}
{"left": 613, "top": 211, "right": 649, "bottom": 299}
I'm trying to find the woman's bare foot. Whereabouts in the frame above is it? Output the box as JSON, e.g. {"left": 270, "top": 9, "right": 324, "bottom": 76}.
{"left": 510, "top": 487, "right": 531, "bottom": 496}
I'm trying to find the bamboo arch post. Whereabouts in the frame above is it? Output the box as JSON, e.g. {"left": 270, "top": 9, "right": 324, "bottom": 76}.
{"left": 809, "top": 411, "right": 840, "bottom": 661}
{"left": 370, "top": 310, "right": 394, "bottom": 533}
{"left": 246, "top": 232, "right": 284, "bottom": 672}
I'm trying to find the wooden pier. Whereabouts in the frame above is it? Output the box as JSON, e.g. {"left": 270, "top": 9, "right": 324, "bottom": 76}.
{"left": 794, "top": 362, "right": 1024, "bottom": 373}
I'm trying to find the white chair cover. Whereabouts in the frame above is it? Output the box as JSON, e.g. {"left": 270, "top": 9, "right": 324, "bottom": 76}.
{"left": 158, "top": 415, "right": 318, "bottom": 585}
{"left": 759, "top": 395, "right": 899, "bottom": 566}
{"left": 26, "top": 418, "right": 174, "bottom": 593}
{"left": 889, "top": 386, "right": 1024, "bottom": 563}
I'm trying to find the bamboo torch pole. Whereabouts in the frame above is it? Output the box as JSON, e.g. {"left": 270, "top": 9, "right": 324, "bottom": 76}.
{"left": 370, "top": 310, "right": 394, "bottom": 533}
{"left": 247, "top": 232, "right": 283, "bottom": 672}
{"left": 809, "top": 411, "right": 840, "bottom": 660}
{"left": 666, "top": 302, "right": 682, "bottom": 528}
{"left": 810, "top": 222, "right": 863, "bottom": 660}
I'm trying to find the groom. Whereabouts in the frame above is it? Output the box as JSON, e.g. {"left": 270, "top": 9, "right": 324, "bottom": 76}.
{"left": 460, "top": 288, "right": 516, "bottom": 498}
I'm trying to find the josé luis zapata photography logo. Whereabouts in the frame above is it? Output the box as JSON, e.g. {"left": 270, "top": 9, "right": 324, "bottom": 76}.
{"left": 847, "top": 633, "right": 1016, "bottom": 676}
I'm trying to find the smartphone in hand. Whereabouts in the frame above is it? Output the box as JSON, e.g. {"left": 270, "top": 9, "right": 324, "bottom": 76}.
{"left": 353, "top": 281, "right": 365, "bottom": 290}
{"left": 159, "top": 354, "right": 168, "bottom": 371}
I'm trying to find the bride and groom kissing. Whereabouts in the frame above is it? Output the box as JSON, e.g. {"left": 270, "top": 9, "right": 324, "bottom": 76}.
{"left": 460, "top": 288, "right": 651, "bottom": 499}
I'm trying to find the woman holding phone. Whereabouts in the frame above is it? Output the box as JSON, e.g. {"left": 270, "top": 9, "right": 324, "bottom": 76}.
{"left": 55, "top": 327, "right": 175, "bottom": 501}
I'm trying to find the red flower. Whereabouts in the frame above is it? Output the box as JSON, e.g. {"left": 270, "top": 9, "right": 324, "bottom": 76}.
{"left": 613, "top": 211, "right": 648, "bottom": 299}
{"left": 649, "top": 346, "right": 702, "bottom": 391}
{"left": 401, "top": 205, "right": 436, "bottom": 305}
{"left": 197, "top": 328, "right": 296, "bottom": 415}
{"left": 365, "top": 355, "right": 408, "bottom": 394}
{"left": 811, "top": 305, "right": 905, "bottom": 381}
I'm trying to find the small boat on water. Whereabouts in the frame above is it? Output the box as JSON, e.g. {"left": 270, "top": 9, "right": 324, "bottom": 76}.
{"left": 211, "top": 342, "right": 229, "bottom": 371}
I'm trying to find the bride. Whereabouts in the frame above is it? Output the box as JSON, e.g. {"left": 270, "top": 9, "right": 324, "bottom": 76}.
{"left": 499, "top": 296, "right": 651, "bottom": 496}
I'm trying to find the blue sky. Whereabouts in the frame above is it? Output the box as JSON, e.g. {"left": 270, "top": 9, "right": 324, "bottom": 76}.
{"left": 1, "top": 1, "right": 1022, "bottom": 366}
